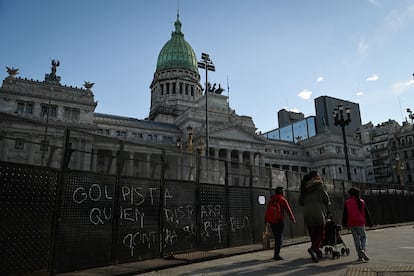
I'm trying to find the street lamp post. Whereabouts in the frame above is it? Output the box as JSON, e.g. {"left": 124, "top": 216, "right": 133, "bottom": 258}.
{"left": 198, "top": 52, "right": 215, "bottom": 157}
{"left": 333, "top": 104, "right": 352, "bottom": 181}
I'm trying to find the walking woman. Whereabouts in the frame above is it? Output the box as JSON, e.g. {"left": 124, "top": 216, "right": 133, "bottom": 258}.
{"left": 342, "top": 187, "right": 373, "bottom": 262}
{"left": 299, "top": 171, "right": 331, "bottom": 263}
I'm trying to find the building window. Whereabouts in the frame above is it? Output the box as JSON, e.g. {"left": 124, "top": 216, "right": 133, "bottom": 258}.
{"left": 26, "top": 103, "right": 33, "bottom": 114}
{"left": 16, "top": 101, "right": 24, "bottom": 113}
{"left": 339, "top": 167, "right": 343, "bottom": 174}
{"left": 179, "top": 83, "right": 183, "bottom": 94}
{"left": 16, "top": 101, "right": 34, "bottom": 114}
{"left": 116, "top": 131, "right": 127, "bottom": 137}
{"left": 322, "top": 168, "right": 326, "bottom": 175}
{"left": 15, "top": 139, "right": 24, "bottom": 149}
{"left": 190, "top": 85, "right": 194, "bottom": 96}
{"left": 64, "top": 107, "right": 80, "bottom": 121}
{"left": 41, "top": 104, "right": 57, "bottom": 118}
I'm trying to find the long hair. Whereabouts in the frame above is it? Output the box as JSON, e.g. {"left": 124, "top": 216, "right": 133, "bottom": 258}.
{"left": 348, "top": 187, "right": 362, "bottom": 211}
{"left": 300, "top": 171, "right": 319, "bottom": 195}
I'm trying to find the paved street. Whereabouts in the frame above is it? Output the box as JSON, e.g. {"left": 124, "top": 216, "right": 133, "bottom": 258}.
{"left": 139, "top": 224, "right": 414, "bottom": 276}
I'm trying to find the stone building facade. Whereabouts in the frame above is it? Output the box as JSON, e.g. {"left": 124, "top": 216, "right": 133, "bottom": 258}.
{"left": 0, "top": 15, "right": 372, "bottom": 183}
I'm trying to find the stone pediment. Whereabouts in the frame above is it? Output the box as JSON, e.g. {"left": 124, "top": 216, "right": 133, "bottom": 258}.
{"left": 209, "top": 125, "right": 266, "bottom": 144}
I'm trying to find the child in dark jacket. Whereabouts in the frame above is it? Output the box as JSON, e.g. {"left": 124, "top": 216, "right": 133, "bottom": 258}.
{"left": 342, "top": 187, "right": 373, "bottom": 262}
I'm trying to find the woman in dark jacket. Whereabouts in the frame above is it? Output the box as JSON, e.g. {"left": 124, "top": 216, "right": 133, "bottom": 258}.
{"left": 299, "top": 171, "right": 330, "bottom": 263}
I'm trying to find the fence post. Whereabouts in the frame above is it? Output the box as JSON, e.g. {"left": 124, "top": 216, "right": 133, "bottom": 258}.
{"left": 158, "top": 150, "right": 166, "bottom": 257}
{"left": 225, "top": 160, "right": 230, "bottom": 248}
{"left": 48, "top": 128, "right": 71, "bottom": 275}
{"left": 249, "top": 164, "right": 255, "bottom": 243}
{"left": 110, "top": 141, "right": 124, "bottom": 264}
{"left": 195, "top": 153, "right": 202, "bottom": 250}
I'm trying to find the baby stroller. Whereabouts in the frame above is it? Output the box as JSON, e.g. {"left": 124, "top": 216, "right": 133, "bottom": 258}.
{"left": 321, "top": 216, "right": 350, "bottom": 259}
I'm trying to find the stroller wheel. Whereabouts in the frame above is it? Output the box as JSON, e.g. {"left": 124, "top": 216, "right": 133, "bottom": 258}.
{"left": 341, "top": 248, "right": 345, "bottom": 255}
{"left": 325, "top": 247, "right": 329, "bottom": 254}
{"left": 346, "top": 248, "right": 350, "bottom": 255}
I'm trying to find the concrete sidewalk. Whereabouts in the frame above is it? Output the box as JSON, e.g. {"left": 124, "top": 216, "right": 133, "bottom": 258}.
{"left": 58, "top": 223, "right": 414, "bottom": 276}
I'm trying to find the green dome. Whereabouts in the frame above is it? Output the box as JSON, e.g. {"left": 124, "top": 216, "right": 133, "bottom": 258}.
{"left": 156, "top": 16, "right": 198, "bottom": 73}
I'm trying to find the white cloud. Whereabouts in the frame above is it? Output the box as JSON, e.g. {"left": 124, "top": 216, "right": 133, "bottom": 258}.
{"left": 392, "top": 79, "right": 414, "bottom": 95}
{"left": 316, "top": 76, "right": 324, "bottom": 83}
{"left": 356, "top": 91, "right": 364, "bottom": 96}
{"left": 298, "top": 89, "right": 312, "bottom": 100}
{"left": 357, "top": 39, "right": 369, "bottom": 57}
{"left": 366, "top": 74, "right": 379, "bottom": 81}
{"left": 367, "top": 0, "right": 379, "bottom": 6}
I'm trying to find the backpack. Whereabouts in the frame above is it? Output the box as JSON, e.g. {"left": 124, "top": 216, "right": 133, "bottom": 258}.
{"left": 265, "top": 197, "right": 282, "bottom": 224}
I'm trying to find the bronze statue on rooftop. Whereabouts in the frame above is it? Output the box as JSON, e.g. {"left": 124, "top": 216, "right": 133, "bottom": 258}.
{"left": 6, "top": 66, "right": 19, "bottom": 77}
{"left": 83, "top": 81, "right": 95, "bottom": 90}
{"left": 50, "top": 59, "right": 60, "bottom": 77}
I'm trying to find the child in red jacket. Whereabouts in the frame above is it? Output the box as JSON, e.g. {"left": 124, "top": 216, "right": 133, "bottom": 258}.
{"left": 265, "top": 186, "right": 296, "bottom": 260}
{"left": 342, "top": 187, "right": 373, "bottom": 262}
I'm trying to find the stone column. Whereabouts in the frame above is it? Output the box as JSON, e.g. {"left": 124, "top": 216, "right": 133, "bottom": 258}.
{"left": 90, "top": 148, "right": 97, "bottom": 172}
{"left": 226, "top": 149, "right": 232, "bottom": 163}
{"left": 249, "top": 152, "right": 254, "bottom": 166}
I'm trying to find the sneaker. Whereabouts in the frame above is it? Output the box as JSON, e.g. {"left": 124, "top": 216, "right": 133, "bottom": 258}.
{"left": 359, "top": 250, "right": 369, "bottom": 261}
{"left": 308, "top": 248, "right": 319, "bottom": 263}
{"left": 316, "top": 250, "right": 323, "bottom": 260}
{"left": 274, "top": 255, "right": 284, "bottom": 260}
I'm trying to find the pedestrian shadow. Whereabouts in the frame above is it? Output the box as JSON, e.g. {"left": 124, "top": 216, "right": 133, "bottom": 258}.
{"left": 185, "top": 256, "right": 357, "bottom": 276}
{"left": 260, "top": 257, "right": 357, "bottom": 276}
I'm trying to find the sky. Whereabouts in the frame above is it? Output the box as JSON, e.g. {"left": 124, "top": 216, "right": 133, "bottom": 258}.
{"left": 1, "top": 0, "right": 414, "bottom": 133}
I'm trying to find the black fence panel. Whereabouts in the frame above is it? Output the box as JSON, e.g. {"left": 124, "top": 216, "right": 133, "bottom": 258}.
{"left": 116, "top": 177, "right": 161, "bottom": 263}
{"left": 251, "top": 187, "right": 269, "bottom": 243}
{"left": 285, "top": 191, "right": 306, "bottom": 238}
{"left": 227, "top": 187, "right": 253, "bottom": 247}
{"left": 162, "top": 180, "right": 197, "bottom": 255}
{"left": 55, "top": 171, "right": 116, "bottom": 272}
{"left": 329, "top": 194, "right": 345, "bottom": 225}
{"left": 0, "top": 162, "right": 58, "bottom": 275}
{"left": 199, "top": 184, "right": 228, "bottom": 250}
{"left": 3, "top": 156, "right": 414, "bottom": 275}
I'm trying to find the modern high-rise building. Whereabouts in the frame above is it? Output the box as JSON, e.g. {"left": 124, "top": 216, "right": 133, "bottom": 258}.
{"left": 278, "top": 109, "right": 305, "bottom": 128}
{"left": 314, "top": 96, "right": 362, "bottom": 136}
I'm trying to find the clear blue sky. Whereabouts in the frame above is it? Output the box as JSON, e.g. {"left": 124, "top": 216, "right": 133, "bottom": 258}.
{"left": 1, "top": 0, "right": 414, "bottom": 132}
